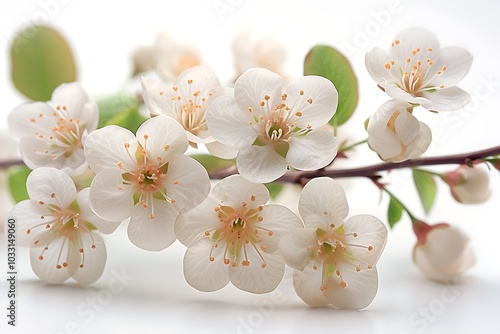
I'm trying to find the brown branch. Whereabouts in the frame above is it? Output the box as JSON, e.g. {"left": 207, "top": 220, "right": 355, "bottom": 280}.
{"left": 210, "top": 146, "right": 500, "bottom": 184}
{"left": 0, "top": 159, "right": 24, "bottom": 170}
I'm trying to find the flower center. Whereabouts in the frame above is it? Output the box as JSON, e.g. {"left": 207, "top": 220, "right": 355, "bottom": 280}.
{"left": 307, "top": 222, "right": 374, "bottom": 291}
{"left": 167, "top": 79, "right": 214, "bottom": 137}
{"left": 384, "top": 40, "right": 448, "bottom": 96}
{"left": 31, "top": 104, "right": 84, "bottom": 159}
{"left": 204, "top": 200, "right": 272, "bottom": 269}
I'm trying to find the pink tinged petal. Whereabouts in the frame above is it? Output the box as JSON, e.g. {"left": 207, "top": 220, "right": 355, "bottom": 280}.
{"left": 258, "top": 204, "right": 303, "bottom": 253}
{"left": 205, "top": 95, "right": 258, "bottom": 150}
{"left": 365, "top": 47, "right": 392, "bottom": 85}
{"left": 299, "top": 177, "right": 348, "bottom": 229}
{"left": 420, "top": 87, "right": 471, "bottom": 111}
{"left": 89, "top": 169, "right": 135, "bottom": 222}
{"left": 279, "top": 227, "right": 317, "bottom": 271}
{"left": 323, "top": 264, "right": 379, "bottom": 310}
{"left": 51, "top": 82, "right": 89, "bottom": 117}
{"left": 77, "top": 188, "right": 121, "bottom": 234}
{"left": 389, "top": 28, "right": 440, "bottom": 65}
{"left": 284, "top": 75, "right": 338, "bottom": 129}
{"left": 8, "top": 102, "right": 54, "bottom": 138}
{"left": 127, "top": 199, "right": 178, "bottom": 251}
{"left": 136, "top": 115, "right": 189, "bottom": 162}
{"left": 141, "top": 76, "right": 176, "bottom": 117}
{"left": 174, "top": 198, "right": 220, "bottom": 247}
{"left": 183, "top": 238, "right": 230, "bottom": 292}
{"left": 410, "top": 122, "right": 432, "bottom": 158}
{"left": 287, "top": 129, "right": 338, "bottom": 171}
{"left": 27, "top": 167, "right": 76, "bottom": 209}
{"left": 426, "top": 46, "right": 473, "bottom": 87}
{"left": 343, "top": 215, "right": 388, "bottom": 265}
{"left": 234, "top": 68, "right": 284, "bottom": 119}
{"left": 237, "top": 145, "right": 288, "bottom": 183}
{"left": 29, "top": 235, "right": 73, "bottom": 284}
{"left": 84, "top": 125, "right": 138, "bottom": 173}
{"left": 9, "top": 200, "right": 50, "bottom": 248}
{"left": 212, "top": 174, "right": 269, "bottom": 208}
{"left": 293, "top": 263, "right": 330, "bottom": 307}
{"left": 228, "top": 249, "right": 285, "bottom": 294}
{"left": 205, "top": 140, "right": 238, "bottom": 159}
{"left": 163, "top": 154, "right": 210, "bottom": 213}
{"left": 71, "top": 232, "right": 107, "bottom": 285}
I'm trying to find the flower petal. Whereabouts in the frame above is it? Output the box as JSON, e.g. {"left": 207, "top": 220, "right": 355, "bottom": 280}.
{"left": 141, "top": 76, "right": 175, "bottom": 117}
{"left": 51, "top": 82, "right": 89, "bottom": 118}
{"left": 287, "top": 129, "right": 338, "bottom": 171}
{"left": 84, "top": 125, "right": 138, "bottom": 173}
{"left": 323, "top": 264, "right": 379, "bottom": 310}
{"left": 237, "top": 145, "right": 288, "bottom": 183}
{"left": 293, "top": 263, "right": 330, "bottom": 307}
{"left": 389, "top": 28, "right": 440, "bottom": 65}
{"left": 77, "top": 188, "right": 122, "bottom": 234}
{"left": 298, "top": 177, "right": 348, "bottom": 229}
{"left": 205, "top": 140, "right": 238, "bottom": 159}
{"left": 71, "top": 232, "right": 107, "bottom": 285}
{"left": 9, "top": 200, "right": 48, "bottom": 248}
{"left": 212, "top": 174, "right": 269, "bottom": 208}
{"left": 279, "top": 227, "right": 316, "bottom": 271}
{"left": 174, "top": 198, "right": 220, "bottom": 247}
{"left": 343, "top": 215, "right": 388, "bottom": 265}
{"left": 284, "top": 75, "right": 338, "bottom": 129}
{"left": 29, "top": 235, "right": 72, "bottom": 284}
{"left": 174, "top": 66, "right": 224, "bottom": 105}
{"left": 234, "top": 68, "right": 283, "bottom": 119}
{"left": 428, "top": 46, "right": 473, "bottom": 88}
{"left": 365, "top": 47, "right": 391, "bottom": 85}
{"left": 127, "top": 199, "right": 178, "bottom": 251}
{"left": 89, "top": 169, "right": 135, "bottom": 222}
{"left": 163, "top": 153, "right": 210, "bottom": 213}
{"left": 183, "top": 238, "right": 229, "bottom": 292}
{"left": 136, "top": 115, "right": 189, "bottom": 162}
{"left": 27, "top": 167, "right": 76, "bottom": 209}
{"left": 258, "top": 204, "right": 302, "bottom": 253}
{"left": 410, "top": 122, "right": 432, "bottom": 158}
{"left": 228, "top": 250, "right": 284, "bottom": 294}
{"left": 206, "top": 95, "right": 258, "bottom": 150}
{"left": 420, "top": 87, "right": 471, "bottom": 111}
{"left": 8, "top": 102, "right": 54, "bottom": 138}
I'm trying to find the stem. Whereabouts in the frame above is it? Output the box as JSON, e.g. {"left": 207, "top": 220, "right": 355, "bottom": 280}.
{"left": 210, "top": 145, "right": 500, "bottom": 183}
{"left": 0, "top": 159, "right": 24, "bottom": 170}
{"left": 340, "top": 138, "right": 368, "bottom": 153}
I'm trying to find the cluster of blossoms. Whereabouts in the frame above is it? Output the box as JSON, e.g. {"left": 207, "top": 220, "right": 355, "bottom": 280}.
{"left": 365, "top": 27, "right": 473, "bottom": 162}
{"left": 5, "top": 26, "right": 489, "bottom": 308}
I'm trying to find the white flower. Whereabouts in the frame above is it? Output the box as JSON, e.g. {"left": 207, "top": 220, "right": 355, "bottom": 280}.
{"left": 367, "top": 100, "right": 432, "bottom": 162}
{"left": 142, "top": 66, "right": 236, "bottom": 159}
{"left": 366, "top": 27, "right": 473, "bottom": 111}
{"left": 206, "top": 68, "right": 339, "bottom": 183}
{"left": 175, "top": 175, "right": 302, "bottom": 293}
{"left": 7, "top": 167, "right": 120, "bottom": 284}
{"left": 232, "top": 30, "right": 287, "bottom": 79}
{"left": 279, "top": 177, "right": 388, "bottom": 309}
{"left": 0, "top": 129, "right": 19, "bottom": 235}
{"left": 413, "top": 222, "right": 475, "bottom": 283}
{"left": 84, "top": 115, "right": 210, "bottom": 251}
{"left": 8, "top": 82, "right": 98, "bottom": 176}
{"left": 443, "top": 164, "right": 491, "bottom": 204}
{"left": 132, "top": 32, "right": 201, "bottom": 81}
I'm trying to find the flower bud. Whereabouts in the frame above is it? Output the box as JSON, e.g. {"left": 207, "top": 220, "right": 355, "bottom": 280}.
{"left": 413, "top": 221, "right": 475, "bottom": 283}
{"left": 367, "top": 100, "right": 432, "bottom": 162}
{"left": 443, "top": 164, "right": 490, "bottom": 204}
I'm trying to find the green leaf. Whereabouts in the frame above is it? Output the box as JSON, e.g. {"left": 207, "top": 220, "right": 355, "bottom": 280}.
{"left": 265, "top": 183, "right": 284, "bottom": 200}
{"left": 387, "top": 195, "right": 403, "bottom": 228}
{"left": 304, "top": 45, "right": 358, "bottom": 126}
{"left": 10, "top": 26, "right": 77, "bottom": 101}
{"left": 6, "top": 166, "right": 31, "bottom": 203}
{"left": 190, "top": 154, "right": 235, "bottom": 173}
{"left": 99, "top": 95, "right": 147, "bottom": 133}
{"left": 413, "top": 169, "right": 437, "bottom": 214}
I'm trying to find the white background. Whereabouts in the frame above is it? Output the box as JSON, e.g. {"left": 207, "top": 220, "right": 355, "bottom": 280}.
{"left": 1, "top": 0, "right": 499, "bottom": 333}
